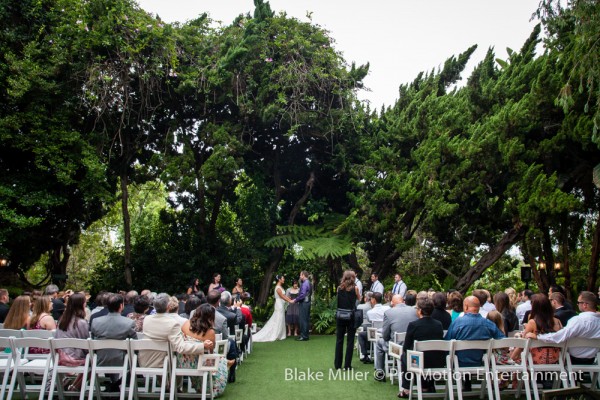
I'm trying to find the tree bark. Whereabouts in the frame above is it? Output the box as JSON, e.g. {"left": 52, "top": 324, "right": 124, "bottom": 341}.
{"left": 256, "top": 171, "right": 316, "bottom": 306}
{"left": 121, "top": 172, "right": 133, "bottom": 287}
{"left": 455, "top": 223, "right": 525, "bottom": 294}
{"left": 587, "top": 212, "right": 600, "bottom": 292}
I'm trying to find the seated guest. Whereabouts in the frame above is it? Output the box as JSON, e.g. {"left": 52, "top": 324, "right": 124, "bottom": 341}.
{"left": 127, "top": 295, "right": 151, "bottom": 332}
{"left": 357, "top": 291, "right": 373, "bottom": 327}
{"left": 447, "top": 291, "right": 463, "bottom": 322}
{"left": 516, "top": 289, "right": 533, "bottom": 324}
{"left": 90, "top": 293, "right": 137, "bottom": 392}
{"left": 481, "top": 289, "right": 497, "bottom": 313}
{"left": 494, "top": 292, "right": 519, "bottom": 334}
{"left": 121, "top": 290, "right": 137, "bottom": 317}
{"left": 181, "top": 295, "right": 203, "bottom": 320}
{"left": 512, "top": 294, "right": 562, "bottom": 364}
{"left": 0, "top": 289, "right": 10, "bottom": 323}
{"left": 398, "top": 298, "right": 444, "bottom": 398}
{"left": 527, "top": 291, "right": 600, "bottom": 365}
{"left": 431, "top": 292, "right": 451, "bottom": 330}
{"left": 358, "top": 292, "right": 388, "bottom": 363}
{"left": 27, "top": 295, "right": 57, "bottom": 354}
{"left": 140, "top": 293, "right": 208, "bottom": 368}
{"left": 550, "top": 292, "right": 576, "bottom": 327}
{"left": 3, "top": 295, "right": 31, "bottom": 330}
{"left": 179, "top": 304, "right": 230, "bottom": 396}
{"left": 54, "top": 293, "right": 89, "bottom": 390}
{"left": 445, "top": 296, "right": 504, "bottom": 390}
{"left": 549, "top": 285, "right": 574, "bottom": 311}
{"left": 374, "top": 294, "right": 418, "bottom": 381}
{"left": 168, "top": 295, "right": 188, "bottom": 325}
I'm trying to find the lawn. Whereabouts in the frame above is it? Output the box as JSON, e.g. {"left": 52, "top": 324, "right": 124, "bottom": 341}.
{"left": 222, "top": 335, "right": 400, "bottom": 399}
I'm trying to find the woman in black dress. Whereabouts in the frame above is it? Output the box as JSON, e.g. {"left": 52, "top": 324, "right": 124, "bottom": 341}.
{"left": 334, "top": 270, "right": 361, "bottom": 370}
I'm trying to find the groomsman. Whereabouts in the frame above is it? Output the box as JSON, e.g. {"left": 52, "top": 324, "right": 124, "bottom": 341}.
{"left": 370, "top": 273, "right": 384, "bottom": 295}
{"left": 392, "top": 274, "right": 407, "bottom": 297}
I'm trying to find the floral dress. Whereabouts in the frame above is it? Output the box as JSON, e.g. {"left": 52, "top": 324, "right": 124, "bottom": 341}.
{"left": 176, "top": 334, "right": 228, "bottom": 397}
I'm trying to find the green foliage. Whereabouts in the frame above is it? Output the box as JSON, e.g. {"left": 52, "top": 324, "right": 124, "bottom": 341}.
{"left": 311, "top": 296, "right": 337, "bottom": 334}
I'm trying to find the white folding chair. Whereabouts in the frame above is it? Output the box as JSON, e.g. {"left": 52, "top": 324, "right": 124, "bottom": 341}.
{"left": 489, "top": 337, "right": 531, "bottom": 400}
{"left": 170, "top": 351, "right": 223, "bottom": 400}
{"left": 128, "top": 339, "right": 170, "bottom": 400}
{"left": 409, "top": 339, "right": 455, "bottom": 400}
{"left": 452, "top": 339, "right": 493, "bottom": 400}
{"left": 250, "top": 323, "right": 257, "bottom": 334}
{"left": 244, "top": 324, "right": 251, "bottom": 355}
{"left": 7, "top": 337, "right": 54, "bottom": 400}
{"left": 388, "top": 341, "right": 403, "bottom": 388}
{"left": 0, "top": 337, "right": 15, "bottom": 400}
{"left": 367, "top": 327, "right": 379, "bottom": 363}
{"left": 564, "top": 337, "right": 600, "bottom": 390}
{"left": 234, "top": 328, "right": 243, "bottom": 362}
{"left": 527, "top": 339, "right": 569, "bottom": 400}
{"left": 387, "top": 332, "right": 406, "bottom": 382}
{"left": 49, "top": 337, "right": 91, "bottom": 400}
{"left": 88, "top": 338, "right": 131, "bottom": 400}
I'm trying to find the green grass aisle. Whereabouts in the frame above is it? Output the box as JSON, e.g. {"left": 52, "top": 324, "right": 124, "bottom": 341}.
{"left": 222, "top": 335, "right": 400, "bottom": 399}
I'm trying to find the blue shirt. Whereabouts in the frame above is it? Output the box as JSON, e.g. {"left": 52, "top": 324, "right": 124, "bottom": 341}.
{"left": 445, "top": 313, "right": 504, "bottom": 366}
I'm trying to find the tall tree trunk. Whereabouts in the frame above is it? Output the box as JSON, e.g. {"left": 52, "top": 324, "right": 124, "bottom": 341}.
{"left": 560, "top": 220, "right": 573, "bottom": 300}
{"left": 121, "top": 172, "right": 133, "bottom": 287}
{"left": 587, "top": 212, "right": 600, "bottom": 292}
{"left": 50, "top": 243, "right": 71, "bottom": 288}
{"left": 455, "top": 223, "right": 525, "bottom": 293}
{"left": 256, "top": 171, "right": 315, "bottom": 306}
{"left": 208, "top": 183, "right": 224, "bottom": 241}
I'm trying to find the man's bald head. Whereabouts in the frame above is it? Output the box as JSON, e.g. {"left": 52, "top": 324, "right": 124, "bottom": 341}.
{"left": 463, "top": 296, "right": 481, "bottom": 314}
{"left": 391, "top": 294, "right": 404, "bottom": 307}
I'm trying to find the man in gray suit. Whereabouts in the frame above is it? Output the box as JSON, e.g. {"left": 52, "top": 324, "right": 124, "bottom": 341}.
{"left": 90, "top": 293, "right": 137, "bottom": 392}
{"left": 374, "top": 294, "right": 418, "bottom": 381}
{"left": 206, "top": 290, "right": 229, "bottom": 340}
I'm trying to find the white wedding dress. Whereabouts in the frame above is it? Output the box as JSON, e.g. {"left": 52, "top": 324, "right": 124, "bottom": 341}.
{"left": 252, "top": 285, "right": 287, "bottom": 342}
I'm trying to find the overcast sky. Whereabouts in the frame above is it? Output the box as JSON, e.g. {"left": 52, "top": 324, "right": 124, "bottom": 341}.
{"left": 136, "top": 0, "right": 542, "bottom": 108}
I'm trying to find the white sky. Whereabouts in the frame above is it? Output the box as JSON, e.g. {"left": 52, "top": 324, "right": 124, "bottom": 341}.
{"left": 136, "top": 0, "right": 542, "bottom": 109}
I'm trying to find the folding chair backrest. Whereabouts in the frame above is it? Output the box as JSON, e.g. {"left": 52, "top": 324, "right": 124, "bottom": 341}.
{"left": 11, "top": 337, "right": 53, "bottom": 359}
{"left": 0, "top": 329, "right": 23, "bottom": 338}
{"left": 453, "top": 339, "right": 491, "bottom": 352}
{"left": 394, "top": 331, "right": 406, "bottom": 344}
{"left": 22, "top": 329, "right": 54, "bottom": 339}
{"left": 565, "top": 337, "right": 600, "bottom": 356}
{"left": 491, "top": 337, "right": 528, "bottom": 352}
{"left": 215, "top": 333, "right": 222, "bottom": 341}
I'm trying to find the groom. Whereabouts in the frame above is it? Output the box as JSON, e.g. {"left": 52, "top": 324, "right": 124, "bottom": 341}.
{"left": 294, "top": 270, "right": 312, "bottom": 341}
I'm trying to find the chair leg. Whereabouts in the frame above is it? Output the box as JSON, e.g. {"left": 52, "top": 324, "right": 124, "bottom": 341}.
{"left": 169, "top": 369, "right": 177, "bottom": 400}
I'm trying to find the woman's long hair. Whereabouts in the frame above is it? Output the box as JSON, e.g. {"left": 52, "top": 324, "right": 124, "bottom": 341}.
{"left": 3, "top": 295, "right": 31, "bottom": 329}
{"left": 493, "top": 292, "right": 511, "bottom": 314}
{"left": 338, "top": 270, "right": 356, "bottom": 292}
{"left": 29, "top": 295, "right": 52, "bottom": 329}
{"left": 530, "top": 294, "right": 555, "bottom": 334}
{"left": 58, "top": 293, "right": 86, "bottom": 331}
{"left": 189, "top": 303, "right": 215, "bottom": 336}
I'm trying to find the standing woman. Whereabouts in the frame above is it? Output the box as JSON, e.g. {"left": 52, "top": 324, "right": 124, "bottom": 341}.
{"left": 208, "top": 273, "right": 225, "bottom": 293}
{"left": 285, "top": 280, "right": 300, "bottom": 336}
{"left": 187, "top": 278, "right": 201, "bottom": 296}
{"left": 334, "top": 270, "right": 360, "bottom": 370}
{"left": 3, "top": 295, "right": 31, "bottom": 330}
{"left": 231, "top": 278, "right": 244, "bottom": 300}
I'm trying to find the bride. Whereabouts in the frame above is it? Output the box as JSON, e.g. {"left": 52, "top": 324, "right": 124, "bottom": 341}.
{"left": 252, "top": 274, "right": 292, "bottom": 342}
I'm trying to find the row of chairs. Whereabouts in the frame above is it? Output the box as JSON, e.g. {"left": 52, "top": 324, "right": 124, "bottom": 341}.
{"left": 0, "top": 336, "right": 230, "bottom": 400}
{"left": 385, "top": 337, "right": 600, "bottom": 400}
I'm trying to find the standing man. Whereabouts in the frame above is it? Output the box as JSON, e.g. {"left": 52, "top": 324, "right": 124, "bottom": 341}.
{"left": 354, "top": 270, "right": 363, "bottom": 306}
{"left": 294, "top": 271, "right": 312, "bottom": 341}
{"left": 0, "top": 289, "right": 9, "bottom": 323}
{"left": 370, "top": 273, "right": 384, "bottom": 295}
{"left": 391, "top": 274, "right": 407, "bottom": 297}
